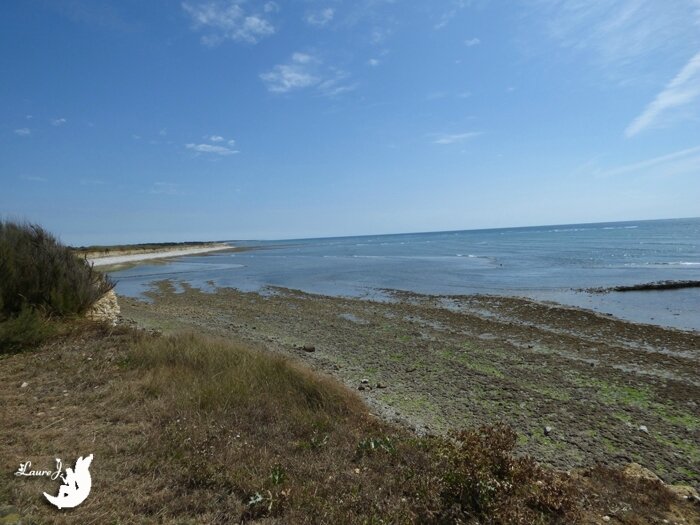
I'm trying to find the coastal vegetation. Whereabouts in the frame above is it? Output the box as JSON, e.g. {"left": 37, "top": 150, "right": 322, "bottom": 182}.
{"left": 4, "top": 326, "right": 695, "bottom": 523}
{"left": 71, "top": 240, "right": 226, "bottom": 259}
{"left": 0, "top": 221, "right": 113, "bottom": 353}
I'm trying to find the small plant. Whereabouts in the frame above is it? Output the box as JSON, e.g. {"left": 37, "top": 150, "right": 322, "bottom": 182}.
{"left": 269, "top": 465, "right": 286, "bottom": 485}
{"left": 309, "top": 430, "right": 329, "bottom": 449}
{"left": 356, "top": 436, "right": 395, "bottom": 457}
{"left": 247, "top": 492, "right": 264, "bottom": 506}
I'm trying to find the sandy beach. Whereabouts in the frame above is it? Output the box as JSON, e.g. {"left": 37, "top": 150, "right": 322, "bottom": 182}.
{"left": 87, "top": 243, "right": 232, "bottom": 267}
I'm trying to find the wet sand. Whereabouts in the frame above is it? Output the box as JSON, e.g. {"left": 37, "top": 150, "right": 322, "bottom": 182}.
{"left": 119, "top": 282, "right": 700, "bottom": 488}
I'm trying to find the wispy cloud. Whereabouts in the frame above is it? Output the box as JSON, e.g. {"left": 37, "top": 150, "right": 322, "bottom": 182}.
{"left": 305, "top": 7, "right": 334, "bottom": 27}
{"left": 51, "top": 118, "right": 67, "bottom": 126}
{"left": 260, "top": 52, "right": 355, "bottom": 96}
{"left": 80, "top": 178, "right": 108, "bottom": 185}
{"left": 432, "top": 132, "right": 482, "bottom": 144}
{"left": 434, "top": 0, "right": 472, "bottom": 29}
{"left": 598, "top": 144, "right": 700, "bottom": 177}
{"left": 20, "top": 174, "right": 47, "bottom": 182}
{"left": 625, "top": 51, "right": 700, "bottom": 137}
{"left": 14, "top": 128, "right": 31, "bottom": 136}
{"left": 186, "top": 142, "right": 239, "bottom": 155}
{"left": 200, "top": 134, "right": 236, "bottom": 147}
{"left": 150, "top": 182, "right": 185, "bottom": 195}
{"left": 367, "top": 58, "right": 380, "bottom": 67}
{"left": 182, "top": 0, "right": 276, "bottom": 45}
{"left": 464, "top": 37, "right": 480, "bottom": 47}
{"left": 531, "top": 0, "right": 700, "bottom": 79}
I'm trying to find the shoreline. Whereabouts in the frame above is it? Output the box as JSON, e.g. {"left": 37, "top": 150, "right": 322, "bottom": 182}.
{"left": 87, "top": 243, "right": 233, "bottom": 267}
{"left": 119, "top": 281, "right": 700, "bottom": 488}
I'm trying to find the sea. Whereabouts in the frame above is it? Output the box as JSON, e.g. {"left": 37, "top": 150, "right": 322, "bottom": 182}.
{"left": 110, "top": 217, "right": 700, "bottom": 332}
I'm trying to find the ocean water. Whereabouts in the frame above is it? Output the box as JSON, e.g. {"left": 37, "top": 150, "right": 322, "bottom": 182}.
{"left": 111, "top": 217, "right": 700, "bottom": 332}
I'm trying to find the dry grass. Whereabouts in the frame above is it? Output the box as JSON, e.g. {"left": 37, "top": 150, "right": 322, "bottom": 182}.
{"left": 0, "top": 327, "right": 697, "bottom": 524}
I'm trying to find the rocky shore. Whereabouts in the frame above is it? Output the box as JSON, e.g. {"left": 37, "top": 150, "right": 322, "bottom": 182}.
{"left": 120, "top": 282, "right": 700, "bottom": 489}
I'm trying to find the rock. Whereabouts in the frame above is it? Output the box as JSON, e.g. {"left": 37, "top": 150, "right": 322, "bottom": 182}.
{"left": 623, "top": 462, "right": 660, "bottom": 482}
{"left": 20, "top": 382, "right": 28, "bottom": 388}
{"left": 544, "top": 426, "right": 553, "bottom": 436}
{"left": 638, "top": 425, "right": 649, "bottom": 434}
{"left": 602, "top": 516, "right": 610, "bottom": 522}
{"left": 668, "top": 484, "right": 700, "bottom": 503}
{"left": 85, "top": 289, "right": 120, "bottom": 326}
{"left": 358, "top": 385, "right": 365, "bottom": 391}
{"left": 302, "top": 344, "right": 315, "bottom": 352}
{"left": 376, "top": 383, "right": 387, "bottom": 389}
{"left": 360, "top": 379, "right": 369, "bottom": 384}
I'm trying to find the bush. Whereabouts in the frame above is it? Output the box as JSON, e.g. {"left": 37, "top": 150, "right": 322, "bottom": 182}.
{"left": 433, "top": 425, "right": 579, "bottom": 523}
{"left": 0, "top": 221, "right": 114, "bottom": 317}
{"left": 0, "top": 306, "right": 57, "bottom": 354}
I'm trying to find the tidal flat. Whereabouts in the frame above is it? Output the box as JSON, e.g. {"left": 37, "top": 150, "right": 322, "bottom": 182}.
{"left": 120, "top": 281, "right": 700, "bottom": 487}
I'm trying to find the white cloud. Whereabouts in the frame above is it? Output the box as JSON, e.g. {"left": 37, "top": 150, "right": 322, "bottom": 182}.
{"left": 531, "top": 0, "right": 700, "bottom": 78}
{"left": 367, "top": 58, "right": 380, "bottom": 67}
{"left": 291, "top": 52, "right": 313, "bottom": 64}
{"left": 598, "top": 144, "right": 700, "bottom": 177}
{"left": 261, "top": 64, "right": 318, "bottom": 93}
{"left": 625, "top": 51, "right": 700, "bottom": 137}
{"left": 464, "top": 37, "right": 480, "bottom": 47}
{"left": 186, "top": 142, "right": 239, "bottom": 155}
{"left": 227, "top": 139, "right": 236, "bottom": 146}
{"left": 182, "top": 1, "right": 276, "bottom": 45}
{"left": 51, "top": 118, "right": 67, "bottom": 126}
{"left": 260, "top": 52, "right": 355, "bottom": 96}
{"left": 433, "top": 132, "right": 482, "bottom": 144}
{"left": 434, "top": 0, "right": 472, "bottom": 30}
{"left": 208, "top": 135, "right": 225, "bottom": 142}
{"left": 305, "top": 7, "right": 334, "bottom": 26}
{"left": 14, "top": 128, "right": 31, "bottom": 136}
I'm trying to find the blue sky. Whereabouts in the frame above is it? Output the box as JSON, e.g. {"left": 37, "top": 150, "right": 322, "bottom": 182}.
{"left": 2, "top": 0, "right": 700, "bottom": 245}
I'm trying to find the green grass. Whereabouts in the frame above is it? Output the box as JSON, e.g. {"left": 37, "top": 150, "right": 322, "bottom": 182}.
{"left": 0, "top": 307, "right": 57, "bottom": 354}
{"left": 568, "top": 375, "right": 653, "bottom": 408}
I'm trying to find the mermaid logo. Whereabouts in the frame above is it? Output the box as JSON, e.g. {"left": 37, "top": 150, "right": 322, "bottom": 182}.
{"left": 43, "top": 454, "right": 93, "bottom": 509}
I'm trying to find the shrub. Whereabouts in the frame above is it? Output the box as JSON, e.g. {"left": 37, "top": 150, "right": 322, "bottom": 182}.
{"left": 433, "top": 425, "right": 580, "bottom": 523}
{"left": 0, "top": 221, "right": 114, "bottom": 317}
{"left": 0, "top": 306, "right": 57, "bottom": 354}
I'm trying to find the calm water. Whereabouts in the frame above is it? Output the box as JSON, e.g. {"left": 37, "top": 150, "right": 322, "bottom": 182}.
{"left": 111, "top": 218, "right": 700, "bottom": 332}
